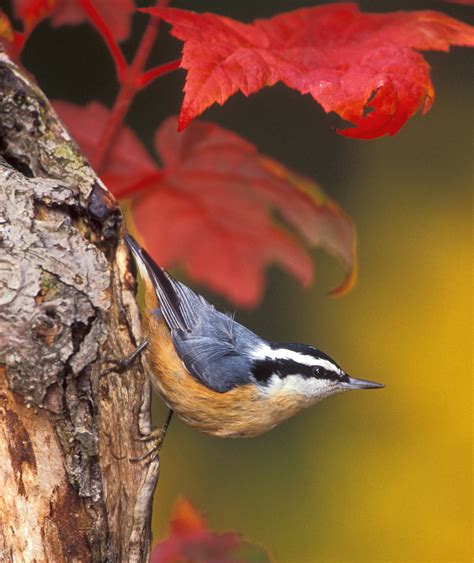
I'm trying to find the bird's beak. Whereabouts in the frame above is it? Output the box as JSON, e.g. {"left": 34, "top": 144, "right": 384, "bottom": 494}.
{"left": 340, "top": 376, "right": 384, "bottom": 390}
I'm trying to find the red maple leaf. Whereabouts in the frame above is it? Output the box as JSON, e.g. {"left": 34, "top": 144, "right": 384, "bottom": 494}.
{"left": 132, "top": 117, "right": 355, "bottom": 307}
{"left": 14, "top": 0, "right": 134, "bottom": 41}
{"left": 143, "top": 3, "right": 474, "bottom": 139}
{"left": 151, "top": 498, "right": 271, "bottom": 563}
{"left": 53, "top": 101, "right": 355, "bottom": 307}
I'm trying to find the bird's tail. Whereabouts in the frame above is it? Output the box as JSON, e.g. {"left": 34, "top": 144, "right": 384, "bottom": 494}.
{"left": 124, "top": 233, "right": 164, "bottom": 314}
{"left": 124, "top": 234, "right": 151, "bottom": 284}
{"left": 124, "top": 234, "right": 191, "bottom": 333}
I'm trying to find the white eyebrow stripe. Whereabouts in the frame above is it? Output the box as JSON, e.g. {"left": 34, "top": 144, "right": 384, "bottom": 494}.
{"left": 251, "top": 344, "right": 342, "bottom": 373}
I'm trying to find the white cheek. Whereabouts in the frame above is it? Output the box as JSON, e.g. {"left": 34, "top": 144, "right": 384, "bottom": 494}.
{"left": 260, "top": 374, "right": 338, "bottom": 401}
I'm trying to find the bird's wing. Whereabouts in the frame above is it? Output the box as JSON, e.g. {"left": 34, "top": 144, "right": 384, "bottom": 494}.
{"left": 179, "top": 345, "right": 244, "bottom": 392}
{"left": 173, "top": 311, "right": 263, "bottom": 392}
{"left": 125, "top": 234, "right": 260, "bottom": 392}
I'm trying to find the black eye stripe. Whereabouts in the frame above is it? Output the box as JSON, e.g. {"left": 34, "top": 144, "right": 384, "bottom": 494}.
{"left": 252, "top": 358, "right": 302, "bottom": 382}
{"left": 252, "top": 359, "right": 276, "bottom": 382}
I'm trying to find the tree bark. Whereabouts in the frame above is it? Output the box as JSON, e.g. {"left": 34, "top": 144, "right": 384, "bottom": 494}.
{"left": 0, "top": 45, "right": 159, "bottom": 562}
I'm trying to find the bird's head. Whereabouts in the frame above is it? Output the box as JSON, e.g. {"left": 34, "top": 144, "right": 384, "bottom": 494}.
{"left": 250, "top": 342, "right": 383, "bottom": 403}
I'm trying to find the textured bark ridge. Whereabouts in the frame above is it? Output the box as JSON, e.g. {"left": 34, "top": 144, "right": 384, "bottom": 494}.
{"left": 0, "top": 45, "right": 159, "bottom": 562}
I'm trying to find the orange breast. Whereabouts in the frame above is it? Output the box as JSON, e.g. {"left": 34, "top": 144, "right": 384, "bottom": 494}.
{"left": 140, "top": 282, "right": 309, "bottom": 438}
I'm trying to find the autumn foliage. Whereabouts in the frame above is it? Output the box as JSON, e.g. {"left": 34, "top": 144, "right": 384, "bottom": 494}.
{"left": 151, "top": 498, "right": 270, "bottom": 563}
{"left": 1, "top": 1, "right": 472, "bottom": 306}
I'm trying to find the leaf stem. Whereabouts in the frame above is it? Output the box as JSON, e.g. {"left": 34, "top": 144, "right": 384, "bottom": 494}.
{"left": 92, "top": 2, "right": 169, "bottom": 172}
{"left": 78, "top": 0, "right": 127, "bottom": 78}
{"left": 138, "top": 59, "right": 181, "bottom": 88}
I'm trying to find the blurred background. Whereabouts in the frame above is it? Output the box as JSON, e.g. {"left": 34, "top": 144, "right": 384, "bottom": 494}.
{"left": 9, "top": 0, "right": 473, "bottom": 560}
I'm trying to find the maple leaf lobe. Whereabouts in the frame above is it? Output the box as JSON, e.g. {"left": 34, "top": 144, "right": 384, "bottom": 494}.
{"left": 14, "top": 0, "right": 134, "bottom": 41}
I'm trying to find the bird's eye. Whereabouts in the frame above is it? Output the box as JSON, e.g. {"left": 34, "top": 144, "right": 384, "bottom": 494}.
{"left": 312, "top": 366, "right": 322, "bottom": 376}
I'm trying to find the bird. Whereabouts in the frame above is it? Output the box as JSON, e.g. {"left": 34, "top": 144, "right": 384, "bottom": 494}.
{"left": 124, "top": 234, "right": 383, "bottom": 439}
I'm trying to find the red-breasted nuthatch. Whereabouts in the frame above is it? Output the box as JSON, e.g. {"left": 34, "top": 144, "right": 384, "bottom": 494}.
{"left": 125, "top": 235, "right": 383, "bottom": 439}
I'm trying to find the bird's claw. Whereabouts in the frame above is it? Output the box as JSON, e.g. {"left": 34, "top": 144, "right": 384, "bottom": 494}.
{"left": 102, "top": 339, "right": 149, "bottom": 376}
{"left": 135, "top": 427, "right": 165, "bottom": 443}
{"left": 130, "top": 429, "right": 166, "bottom": 463}
{"left": 130, "top": 410, "right": 174, "bottom": 463}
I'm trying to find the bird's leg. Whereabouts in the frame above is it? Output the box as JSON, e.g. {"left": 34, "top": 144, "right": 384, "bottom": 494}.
{"left": 130, "top": 409, "right": 174, "bottom": 463}
{"left": 102, "top": 339, "right": 149, "bottom": 376}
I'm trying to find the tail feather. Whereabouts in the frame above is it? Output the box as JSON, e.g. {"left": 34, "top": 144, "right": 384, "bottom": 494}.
{"left": 124, "top": 234, "right": 149, "bottom": 281}
{"left": 124, "top": 234, "right": 188, "bottom": 333}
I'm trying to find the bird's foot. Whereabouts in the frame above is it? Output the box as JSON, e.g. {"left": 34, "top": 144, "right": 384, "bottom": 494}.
{"left": 130, "top": 429, "right": 166, "bottom": 463}
{"left": 130, "top": 410, "right": 174, "bottom": 464}
{"left": 102, "top": 339, "right": 149, "bottom": 376}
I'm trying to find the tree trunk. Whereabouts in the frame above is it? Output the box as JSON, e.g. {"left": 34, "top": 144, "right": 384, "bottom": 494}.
{"left": 0, "top": 45, "right": 159, "bottom": 562}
